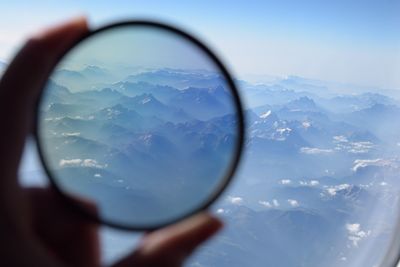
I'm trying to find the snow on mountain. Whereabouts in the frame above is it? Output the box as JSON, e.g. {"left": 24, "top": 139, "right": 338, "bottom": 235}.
{"left": 260, "top": 110, "right": 272, "bottom": 119}
{"left": 38, "top": 68, "right": 400, "bottom": 267}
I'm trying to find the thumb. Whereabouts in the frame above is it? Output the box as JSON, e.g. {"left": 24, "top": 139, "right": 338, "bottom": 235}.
{"left": 113, "top": 213, "right": 223, "bottom": 267}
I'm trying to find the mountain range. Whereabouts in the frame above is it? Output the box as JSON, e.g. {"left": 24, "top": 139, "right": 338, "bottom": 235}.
{"left": 36, "top": 66, "right": 400, "bottom": 267}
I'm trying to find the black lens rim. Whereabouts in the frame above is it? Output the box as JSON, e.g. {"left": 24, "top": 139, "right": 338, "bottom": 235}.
{"left": 34, "top": 20, "right": 245, "bottom": 231}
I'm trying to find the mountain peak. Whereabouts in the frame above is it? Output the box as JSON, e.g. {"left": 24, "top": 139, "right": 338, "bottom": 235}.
{"left": 285, "top": 96, "right": 318, "bottom": 112}
{"left": 260, "top": 110, "right": 272, "bottom": 119}
{"left": 129, "top": 93, "right": 164, "bottom": 108}
{"left": 257, "top": 110, "right": 279, "bottom": 122}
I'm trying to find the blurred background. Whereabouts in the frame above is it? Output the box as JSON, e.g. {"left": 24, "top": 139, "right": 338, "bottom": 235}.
{"left": 2, "top": 1, "right": 400, "bottom": 266}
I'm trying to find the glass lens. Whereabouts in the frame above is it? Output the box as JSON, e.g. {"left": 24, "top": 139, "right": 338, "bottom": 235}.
{"left": 37, "top": 24, "right": 241, "bottom": 228}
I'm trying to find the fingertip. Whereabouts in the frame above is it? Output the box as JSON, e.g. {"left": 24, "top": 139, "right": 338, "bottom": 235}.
{"left": 190, "top": 212, "right": 224, "bottom": 243}
{"left": 192, "top": 212, "right": 224, "bottom": 234}
{"left": 139, "top": 212, "right": 223, "bottom": 255}
{"left": 31, "top": 16, "right": 88, "bottom": 41}
{"left": 112, "top": 213, "right": 223, "bottom": 267}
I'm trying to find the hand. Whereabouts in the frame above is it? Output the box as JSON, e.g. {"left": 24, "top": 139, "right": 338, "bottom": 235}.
{"left": 0, "top": 17, "right": 222, "bottom": 267}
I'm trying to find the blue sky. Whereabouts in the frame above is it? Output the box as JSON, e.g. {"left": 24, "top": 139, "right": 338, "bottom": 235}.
{"left": 1, "top": 0, "right": 400, "bottom": 88}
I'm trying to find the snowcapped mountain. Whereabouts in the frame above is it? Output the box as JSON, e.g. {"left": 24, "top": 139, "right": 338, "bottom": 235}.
{"left": 38, "top": 67, "right": 400, "bottom": 267}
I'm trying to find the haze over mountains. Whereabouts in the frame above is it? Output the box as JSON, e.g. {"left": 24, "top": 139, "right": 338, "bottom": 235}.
{"left": 189, "top": 75, "right": 400, "bottom": 267}
{"left": 39, "top": 66, "right": 239, "bottom": 226}
{"left": 31, "top": 65, "right": 400, "bottom": 266}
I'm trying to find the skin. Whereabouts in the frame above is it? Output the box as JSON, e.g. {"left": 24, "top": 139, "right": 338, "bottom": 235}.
{"left": 0, "top": 17, "right": 223, "bottom": 267}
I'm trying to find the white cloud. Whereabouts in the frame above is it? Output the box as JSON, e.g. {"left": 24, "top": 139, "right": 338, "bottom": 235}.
{"left": 333, "top": 135, "right": 348, "bottom": 143}
{"left": 276, "top": 127, "right": 292, "bottom": 134}
{"left": 216, "top": 208, "right": 225, "bottom": 214}
{"left": 346, "top": 223, "right": 360, "bottom": 234}
{"left": 94, "top": 173, "right": 102, "bottom": 178}
{"left": 106, "top": 107, "right": 122, "bottom": 117}
{"left": 59, "top": 158, "right": 106, "bottom": 169}
{"left": 61, "top": 132, "right": 81, "bottom": 137}
{"left": 272, "top": 199, "right": 280, "bottom": 207}
{"left": 81, "top": 159, "right": 106, "bottom": 169}
{"left": 325, "top": 184, "right": 351, "bottom": 196}
{"left": 359, "top": 183, "right": 373, "bottom": 189}
{"left": 227, "top": 196, "right": 244, "bottom": 205}
{"left": 259, "top": 200, "right": 273, "bottom": 208}
{"left": 334, "top": 136, "right": 374, "bottom": 154}
{"left": 352, "top": 158, "right": 396, "bottom": 172}
{"left": 346, "top": 223, "right": 371, "bottom": 247}
{"left": 299, "top": 180, "right": 319, "bottom": 187}
{"left": 300, "top": 147, "right": 333, "bottom": 155}
{"left": 302, "top": 121, "right": 311, "bottom": 128}
{"left": 59, "top": 159, "right": 82, "bottom": 168}
{"left": 280, "top": 179, "right": 292, "bottom": 185}
{"left": 347, "top": 141, "right": 374, "bottom": 154}
{"left": 288, "top": 199, "right": 299, "bottom": 207}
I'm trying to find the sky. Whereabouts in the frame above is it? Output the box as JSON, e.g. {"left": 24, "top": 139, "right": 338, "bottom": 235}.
{"left": 0, "top": 0, "right": 400, "bottom": 89}
{"left": 57, "top": 25, "right": 218, "bottom": 73}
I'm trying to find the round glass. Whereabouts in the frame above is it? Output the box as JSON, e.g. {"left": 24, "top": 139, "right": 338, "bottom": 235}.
{"left": 35, "top": 21, "right": 245, "bottom": 230}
